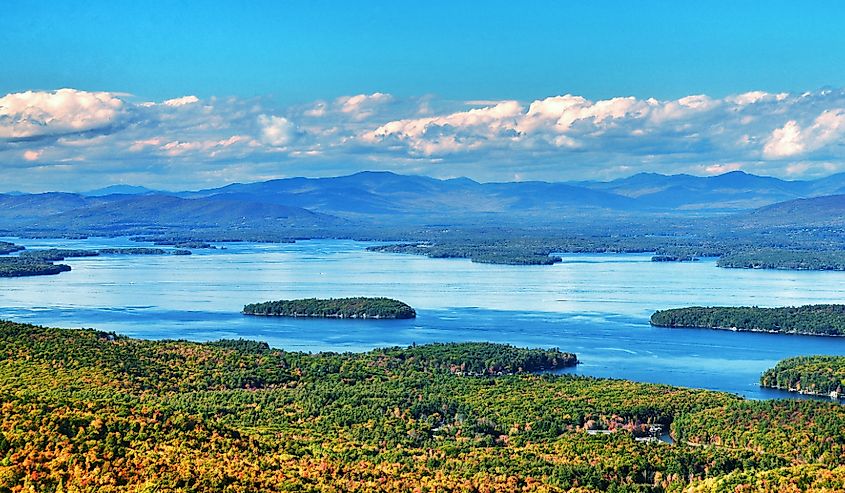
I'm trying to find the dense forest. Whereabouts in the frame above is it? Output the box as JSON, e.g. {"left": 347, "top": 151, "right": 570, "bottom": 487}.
{"left": 19, "top": 249, "right": 100, "bottom": 261}
{"left": 243, "top": 297, "right": 417, "bottom": 319}
{"left": 0, "top": 258, "right": 71, "bottom": 277}
{"left": 650, "top": 305, "right": 845, "bottom": 336}
{"left": 1, "top": 321, "right": 844, "bottom": 492}
{"left": 0, "top": 242, "right": 24, "bottom": 255}
{"left": 760, "top": 356, "right": 845, "bottom": 397}
{"left": 717, "top": 248, "right": 845, "bottom": 270}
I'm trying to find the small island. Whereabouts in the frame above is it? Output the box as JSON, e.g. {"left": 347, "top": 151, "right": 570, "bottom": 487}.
{"left": 0, "top": 258, "right": 71, "bottom": 277}
{"left": 761, "top": 356, "right": 844, "bottom": 399}
{"left": 367, "top": 243, "right": 562, "bottom": 266}
{"left": 0, "top": 241, "right": 24, "bottom": 255}
{"left": 19, "top": 249, "right": 100, "bottom": 261}
{"left": 650, "top": 305, "right": 845, "bottom": 336}
{"left": 99, "top": 247, "right": 191, "bottom": 255}
{"left": 651, "top": 255, "right": 698, "bottom": 262}
{"left": 243, "top": 297, "right": 417, "bottom": 319}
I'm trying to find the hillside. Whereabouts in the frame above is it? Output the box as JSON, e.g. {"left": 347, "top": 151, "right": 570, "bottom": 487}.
{"left": 2, "top": 320, "right": 844, "bottom": 491}
{"left": 730, "top": 194, "right": 845, "bottom": 228}
{"left": 0, "top": 194, "right": 342, "bottom": 234}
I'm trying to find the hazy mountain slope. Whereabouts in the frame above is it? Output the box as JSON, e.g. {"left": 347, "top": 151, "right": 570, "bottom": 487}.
{"left": 578, "top": 171, "right": 810, "bottom": 210}
{"left": 186, "top": 171, "right": 637, "bottom": 217}
{"left": 53, "top": 194, "right": 339, "bottom": 228}
{"left": 0, "top": 194, "right": 341, "bottom": 233}
{"left": 0, "top": 193, "right": 107, "bottom": 223}
{"left": 809, "top": 172, "right": 845, "bottom": 196}
{"left": 728, "top": 194, "right": 845, "bottom": 228}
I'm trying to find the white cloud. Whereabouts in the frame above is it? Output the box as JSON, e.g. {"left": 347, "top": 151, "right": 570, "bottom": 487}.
{"left": 163, "top": 95, "right": 200, "bottom": 107}
{"left": 763, "top": 109, "right": 845, "bottom": 158}
{"left": 363, "top": 100, "right": 522, "bottom": 155}
{"left": 519, "top": 95, "right": 649, "bottom": 136}
{"left": 763, "top": 120, "right": 805, "bottom": 158}
{"left": 702, "top": 162, "right": 744, "bottom": 175}
{"left": 304, "top": 101, "right": 327, "bottom": 117}
{"left": 335, "top": 92, "right": 393, "bottom": 120}
{"left": 258, "top": 114, "right": 296, "bottom": 147}
{"left": 129, "top": 138, "right": 162, "bottom": 152}
{"left": 23, "top": 149, "right": 42, "bottom": 161}
{"left": 0, "top": 88, "right": 125, "bottom": 139}
{"left": 5, "top": 86, "right": 845, "bottom": 189}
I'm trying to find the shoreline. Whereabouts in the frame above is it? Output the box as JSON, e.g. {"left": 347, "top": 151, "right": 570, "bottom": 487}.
{"left": 242, "top": 311, "right": 414, "bottom": 320}
{"left": 760, "top": 384, "right": 843, "bottom": 401}
{"left": 652, "top": 323, "right": 845, "bottom": 338}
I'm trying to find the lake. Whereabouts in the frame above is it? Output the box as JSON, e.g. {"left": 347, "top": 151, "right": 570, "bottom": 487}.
{"left": 2, "top": 236, "right": 844, "bottom": 400}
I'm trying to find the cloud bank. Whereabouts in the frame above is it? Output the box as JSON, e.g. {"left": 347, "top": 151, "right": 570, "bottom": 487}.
{"left": 2, "top": 87, "right": 845, "bottom": 190}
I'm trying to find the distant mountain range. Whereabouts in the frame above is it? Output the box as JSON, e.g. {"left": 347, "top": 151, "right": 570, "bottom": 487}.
{"left": 179, "top": 171, "right": 637, "bottom": 218}
{"left": 1, "top": 170, "right": 844, "bottom": 234}
{"left": 574, "top": 170, "right": 845, "bottom": 211}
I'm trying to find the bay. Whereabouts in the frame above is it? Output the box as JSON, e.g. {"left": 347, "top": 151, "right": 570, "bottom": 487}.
{"left": 2, "top": 237, "right": 844, "bottom": 400}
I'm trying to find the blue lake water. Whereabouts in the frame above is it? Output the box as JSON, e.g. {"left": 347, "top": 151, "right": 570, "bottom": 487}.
{"left": 2, "top": 237, "right": 844, "bottom": 400}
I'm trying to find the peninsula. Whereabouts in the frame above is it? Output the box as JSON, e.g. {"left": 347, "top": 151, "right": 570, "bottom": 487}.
{"left": 761, "top": 356, "right": 845, "bottom": 399}
{"left": 243, "top": 297, "right": 417, "bottom": 319}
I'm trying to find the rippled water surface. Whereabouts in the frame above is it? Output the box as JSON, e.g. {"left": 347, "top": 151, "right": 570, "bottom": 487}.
{"left": 2, "top": 237, "right": 844, "bottom": 400}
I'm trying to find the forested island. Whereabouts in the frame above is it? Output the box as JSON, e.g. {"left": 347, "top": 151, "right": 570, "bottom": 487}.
{"left": 243, "top": 297, "right": 416, "bottom": 319}
{"left": 99, "top": 247, "right": 191, "bottom": 255}
{"left": 19, "top": 249, "right": 100, "bottom": 261}
{"left": 155, "top": 240, "right": 216, "bottom": 249}
{"left": 0, "top": 258, "right": 71, "bottom": 277}
{"left": 367, "top": 243, "right": 563, "bottom": 265}
{"left": 0, "top": 241, "right": 24, "bottom": 255}
{"left": 366, "top": 236, "right": 845, "bottom": 271}
{"left": 1, "top": 320, "right": 844, "bottom": 491}
{"left": 0, "top": 246, "right": 197, "bottom": 278}
{"left": 760, "top": 355, "right": 845, "bottom": 398}
{"left": 717, "top": 248, "right": 845, "bottom": 270}
{"left": 651, "top": 255, "right": 698, "bottom": 262}
{"left": 650, "top": 305, "right": 845, "bottom": 336}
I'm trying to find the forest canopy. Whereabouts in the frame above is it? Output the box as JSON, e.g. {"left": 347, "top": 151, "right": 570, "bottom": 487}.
{"left": 650, "top": 305, "right": 845, "bottom": 336}
{"left": 243, "top": 297, "right": 417, "bottom": 319}
{"left": 1, "top": 321, "right": 844, "bottom": 492}
{"left": 0, "top": 257, "right": 71, "bottom": 277}
{"left": 760, "top": 355, "right": 845, "bottom": 396}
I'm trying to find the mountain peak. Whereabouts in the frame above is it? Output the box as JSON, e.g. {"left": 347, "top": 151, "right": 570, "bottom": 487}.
{"left": 83, "top": 184, "right": 160, "bottom": 196}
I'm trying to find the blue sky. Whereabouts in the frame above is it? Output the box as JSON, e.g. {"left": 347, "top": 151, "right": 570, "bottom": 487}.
{"left": 3, "top": 1, "right": 845, "bottom": 190}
